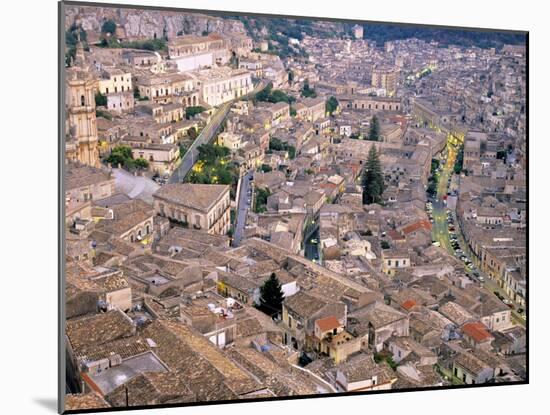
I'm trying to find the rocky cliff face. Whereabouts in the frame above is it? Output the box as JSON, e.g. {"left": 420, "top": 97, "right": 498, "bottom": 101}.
{"left": 65, "top": 5, "right": 246, "bottom": 40}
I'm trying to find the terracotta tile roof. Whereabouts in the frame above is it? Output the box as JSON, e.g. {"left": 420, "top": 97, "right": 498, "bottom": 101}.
{"left": 226, "top": 346, "right": 321, "bottom": 396}
{"left": 65, "top": 393, "right": 110, "bottom": 411}
{"left": 66, "top": 162, "right": 113, "bottom": 191}
{"left": 402, "top": 220, "right": 432, "bottom": 235}
{"left": 401, "top": 299, "right": 417, "bottom": 311}
{"left": 388, "top": 229, "right": 405, "bottom": 241}
{"left": 462, "top": 321, "right": 493, "bottom": 343}
{"left": 66, "top": 309, "right": 136, "bottom": 354}
{"left": 454, "top": 351, "right": 490, "bottom": 375}
{"left": 142, "top": 320, "right": 261, "bottom": 399}
{"left": 105, "top": 372, "right": 195, "bottom": 407}
{"left": 315, "top": 316, "right": 341, "bottom": 332}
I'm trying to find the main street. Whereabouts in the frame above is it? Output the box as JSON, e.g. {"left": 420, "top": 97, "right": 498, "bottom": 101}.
{"left": 430, "top": 140, "right": 526, "bottom": 327}
{"left": 431, "top": 143, "right": 457, "bottom": 254}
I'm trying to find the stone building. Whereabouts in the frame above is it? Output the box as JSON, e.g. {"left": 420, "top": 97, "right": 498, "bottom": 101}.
{"left": 66, "top": 66, "right": 100, "bottom": 167}
{"left": 371, "top": 66, "right": 398, "bottom": 96}
{"left": 196, "top": 67, "right": 253, "bottom": 106}
{"left": 153, "top": 183, "right": 231, "bottom": 235}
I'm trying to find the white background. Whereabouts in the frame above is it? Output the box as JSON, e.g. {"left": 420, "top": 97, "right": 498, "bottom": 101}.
{"left": 0, "top": 0, "right": 545, "bottom": 413}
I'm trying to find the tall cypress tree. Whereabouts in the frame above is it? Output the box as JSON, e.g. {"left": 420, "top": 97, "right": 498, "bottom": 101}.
{"left": 368, "top": 115, "right": 381, "bottom": 141}
{"left": 362, "top": 145, "right": 385, "bottom": 204}
{"left": 259, "top": 273, "right": 285, "bottom": 317}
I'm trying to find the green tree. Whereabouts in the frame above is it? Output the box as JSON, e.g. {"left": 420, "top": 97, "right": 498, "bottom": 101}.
{"left": 301, "top": 81, "right": 317, "bottom": 98}
{"left": 269, "top": 137, "right": 285, "bottom": 151}
{"left": 133, "top": 158, "right": 149, "bottom": 169}
{"left": 197, "top": 143, "right": 230, "bottom": 164}
{"left": 101, "top": 20, "right": 117, "bottom": 35}
{"left": 287, "top": 146, "right": 296, "bottom": 159}
{"left": 362, "top": 145, "right": 385, "bottom": 204}
{"left": 255, "top": 83, "right": 273, "bottom": 102}
{"left": 95, "top": 92, "right": 107, "bottom": 107}
{"left": 185, "top": 106, "right": 206, "bottom": 119}
{"left": 254, "top": 187, "right": 271, "bottom": 213}
{"left": 105, "top": 145, "right": 134, "bottom": 168}
{"left": 326, "top": 96, "right": 339, "bottom": 116}
{"left": 229, "top": 52, "right": 238, "bottom": 68}
{"left": 367, "top": 115, "right": 381, "bottom": 141}
{"left": 258, "top": 273, "right": 285, "bottom": 316}
{"left": 454, "top": 145, "right": 464, "bottom": 174}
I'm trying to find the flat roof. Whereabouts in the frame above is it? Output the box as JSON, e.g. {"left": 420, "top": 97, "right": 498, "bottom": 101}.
{"left": 89, "top": 351, "right": 168, "bottom": 395}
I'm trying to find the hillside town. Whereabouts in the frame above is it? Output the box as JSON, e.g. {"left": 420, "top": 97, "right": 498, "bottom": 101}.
{"left": 63, "top": 4, "right": 527, "bottom": 411}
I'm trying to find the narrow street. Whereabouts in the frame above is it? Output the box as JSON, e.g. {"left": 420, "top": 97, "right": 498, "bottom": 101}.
{"left": 303, "top": 216, "right": 320, "bottom": 262}
{"left": 232, "top": 171, "right": 253, "bottom": 247}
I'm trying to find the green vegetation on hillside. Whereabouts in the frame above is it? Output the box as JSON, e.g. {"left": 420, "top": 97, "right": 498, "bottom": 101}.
{"left": 65, "top": 24, "right": 87, "bottom": 66}
{"left": 359, "top": 23, "right": 526, "bottom": 49}
{"left": 98, "top": 38, "right": 167, "bottom": 51}
{"left": 101, "top": 20, "right": 117, "bottom": 35}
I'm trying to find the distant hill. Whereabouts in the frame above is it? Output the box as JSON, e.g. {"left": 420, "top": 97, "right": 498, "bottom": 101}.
{"left": 359, "top": 23, "right": 526, "bottom": 49}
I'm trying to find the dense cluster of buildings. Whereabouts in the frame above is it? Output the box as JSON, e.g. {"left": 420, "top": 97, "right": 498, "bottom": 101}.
{"left": 63, "top": 6, "right": 527, "bottom": 412}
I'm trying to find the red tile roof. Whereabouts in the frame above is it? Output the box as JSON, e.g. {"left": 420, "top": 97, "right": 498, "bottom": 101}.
{"left": 315, "top": 316, "right": 341, "bottom": 332}
{"left": 462, "top": 321, "right": 493, "bottom": 343}
{"left": 402, "top": 220, "right": 432, "bottom": 235}
{"left": 401, "top": 299, "right": 417, "bottom": 311}
{"left": 388, "top": 229, "right": 405, "bottom": 241}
